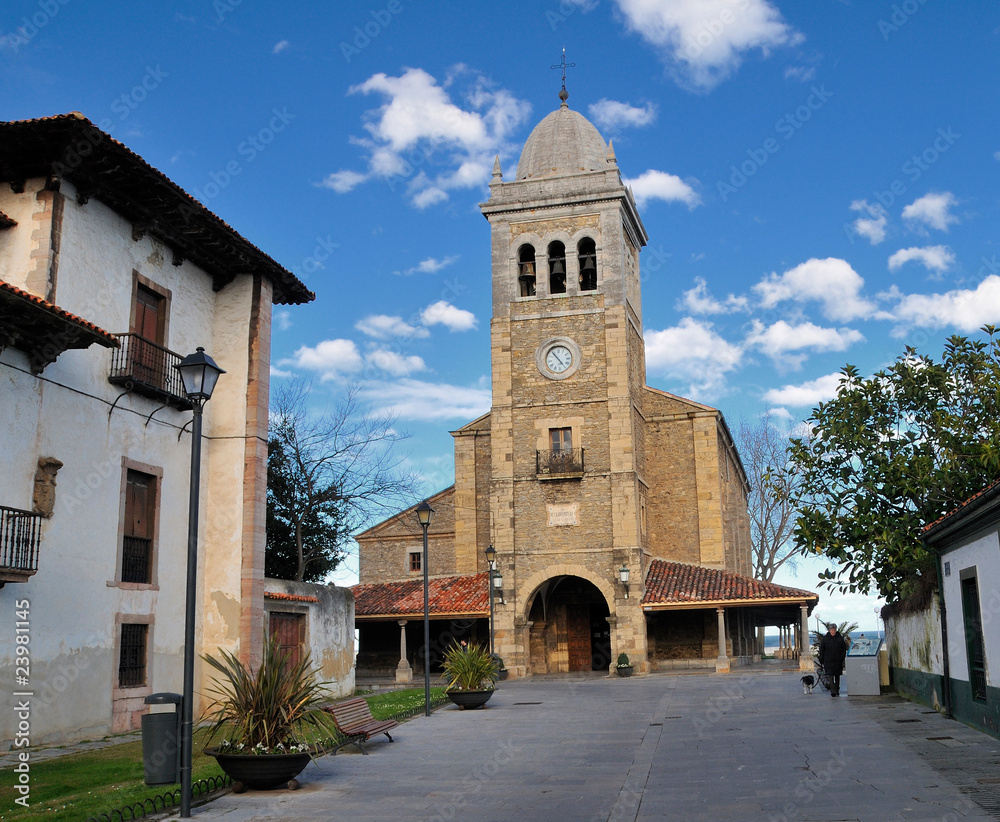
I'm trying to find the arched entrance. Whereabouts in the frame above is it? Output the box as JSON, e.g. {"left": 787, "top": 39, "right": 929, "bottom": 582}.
{"left": 525, "top": 576, "right": 612, "bottom": 674}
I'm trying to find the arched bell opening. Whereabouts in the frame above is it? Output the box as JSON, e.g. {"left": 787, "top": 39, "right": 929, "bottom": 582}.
{"left": 548, "top": 241, "right": 567, "bottom": 294}
{"left": 525, "top": 575, "right": 611, "bottom": 674}
{"left": 517, "top": 244, "right": 536, "bottom": 297}
{"left": 578, "top": 237, "right": 597, "bottom": 291}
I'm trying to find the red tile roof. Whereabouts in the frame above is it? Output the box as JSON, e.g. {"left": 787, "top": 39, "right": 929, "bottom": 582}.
{"left": 922, "top": 476, "right": 1000, "bottom": 535}
{"left": 352, "top": 573, "right": 489, "bottom": 619}
{"left": 0, "top": 281, "right": 118, "bottom": 346}
{"left": 264, "top": 591, "right": 319, "bottom": 603}
{"left": 642, "top": 559, "right": 817, "bottom": 607}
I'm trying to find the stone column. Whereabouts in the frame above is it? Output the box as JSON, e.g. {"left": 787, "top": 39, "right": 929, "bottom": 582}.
{"left": 799, "top": 605, "right": 813, "bottom": 671}
{"left": 395, "top": 620, "right": 413, "bottom": 684}
{"left": 715, "top": 608, "right": 730, "bottom": 673}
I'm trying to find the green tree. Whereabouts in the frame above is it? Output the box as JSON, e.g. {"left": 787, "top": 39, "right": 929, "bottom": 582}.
{"left": 789, "top": 328, "right": 1000, "bottom": 603}
{"left": 266, "top": 381, "right": 419, "bottom": 582}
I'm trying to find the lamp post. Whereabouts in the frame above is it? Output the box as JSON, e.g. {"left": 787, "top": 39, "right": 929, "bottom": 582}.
{"left": 619, "top": 564, "right": 630, "bottom": 599}
{"left": 416, "top": 501, "right": 434, "bottom": 717}
{"left": 484, "top": 545, "right": 496, "bottom": 655}
{"left": 174, "top": 348, "right": 224, "bottom": 819}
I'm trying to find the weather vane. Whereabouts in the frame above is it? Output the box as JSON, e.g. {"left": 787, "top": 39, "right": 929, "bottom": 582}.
{"left": 550, "top": 48, "right": 576, "bottom": 104}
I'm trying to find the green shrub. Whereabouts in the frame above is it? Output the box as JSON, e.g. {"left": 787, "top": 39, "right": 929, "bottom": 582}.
{"left": 616, "top": 652, "right": 631, "bottom": 668}
{"left": 442, "top": 642, "right": 498, "bottom": 691}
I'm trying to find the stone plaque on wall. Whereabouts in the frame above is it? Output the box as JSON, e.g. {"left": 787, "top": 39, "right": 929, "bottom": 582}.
{"left": 547, "top": 502, "right": 579, "bottom": 527}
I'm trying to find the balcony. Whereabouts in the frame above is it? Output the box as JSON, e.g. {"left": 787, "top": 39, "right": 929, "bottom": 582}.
{"left": 0, "top": 505, "right": 43, "bottom": 584}
{"left": 536, "top": 448, "right": 585, "bottom": 480}
{"left": 108, "top": 333, "right": 191, "bottom": 408}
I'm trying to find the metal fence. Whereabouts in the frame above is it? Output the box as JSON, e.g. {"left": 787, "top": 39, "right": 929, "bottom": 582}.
{"left": 0, "top": 505, "right": 42, "bottom": 577}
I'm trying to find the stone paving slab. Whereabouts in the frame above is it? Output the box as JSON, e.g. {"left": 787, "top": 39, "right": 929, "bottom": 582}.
{"left": 180, "top": 673, "right": 1000, "bottom": 822}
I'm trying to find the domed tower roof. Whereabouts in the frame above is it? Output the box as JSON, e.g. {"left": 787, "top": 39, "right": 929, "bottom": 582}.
{"left": 515, "top": 102, "right": 609, "bottom": 181}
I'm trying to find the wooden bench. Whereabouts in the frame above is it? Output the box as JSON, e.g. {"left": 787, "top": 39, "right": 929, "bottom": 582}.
{"left": 323, "top": 697, "right": 399, "bottom": 755}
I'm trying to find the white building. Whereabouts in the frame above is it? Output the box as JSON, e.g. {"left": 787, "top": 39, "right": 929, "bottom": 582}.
{"left": 0, "top": 113, "right": 313, "bottom": 745}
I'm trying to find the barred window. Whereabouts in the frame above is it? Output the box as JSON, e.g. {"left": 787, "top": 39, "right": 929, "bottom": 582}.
{"left": 122, "top": 470, "right": 155, "bottom": 584}
{"left": 119, "top": 623, "right": 148, "bottom": 688}
{"left": 409, "top": 551, "right": 422, "bottom": 572}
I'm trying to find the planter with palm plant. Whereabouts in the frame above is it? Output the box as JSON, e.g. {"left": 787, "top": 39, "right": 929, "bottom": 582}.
{"left": 442, "top": 642, "right": 498, "bottom": 709}
{"left": 202, "top": 636, "right": 332, "bottom": 791}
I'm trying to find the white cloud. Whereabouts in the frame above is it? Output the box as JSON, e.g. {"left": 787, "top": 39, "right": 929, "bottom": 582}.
{"left": 282, "top": 339, "right": 363, "bottom": 381}
{"left": 753, "top": 258, "right": 875, "bottom": 322}
{"left": 361, "top": 379, "right": 492, "bottom": 421}
{"left": 680, "top": 277, "right": 747, "bottom": 314}
{"left": 328, "top": 67, "right": 531, "bottom": 208}
{"left": 365, "top": 348, "right": 426, "bottom": 377}
{"left": 274, "top": 309, "right": 292, "bottom": 331}
{"left": 420, "top": 300, "right": 477, "bottom": 332}
{"left": 849, "top": 199, "right": 887, "bottom": 245}
{"left": 614, "top": 0, "right": 803, "bottom": 90}
{"left": 746, "top": 320, "right": 864, "bottom": 370}
{"left": 889, "top": 275, "right": 1000, "bottom": 333}
{"left": 624, "top": 169, "right": 701, "bottom": 209}
{"left": 355, "top": 315, "right": 429, "bottom": 340}
{"left": 784, "top": 65, "right": 815, "bottom": 83}
{"left": 644, "top": 318, "right": 742, "bottom": 397}
{"left": 269, "top": 365, "right": 294, "bottom": 378}
{"left": 397, "top": 255, "right": 459, "bottom": 276}
{"left": 318, "top": 170, "right": 368, "bottom": 193}
{"left": 587, "top": 99, "right": 656, "bottom": 131}
{"left": 272, "top": 40, "right": 289, "bottom": 54}
{"left": 887, "top": 245, "right": 955, "bottom": 274}
{"left": 902, "top": 191, "right": 959, "bottom": 232}
{"left": 762, "top": 372, "right": 844, "bottom": 407}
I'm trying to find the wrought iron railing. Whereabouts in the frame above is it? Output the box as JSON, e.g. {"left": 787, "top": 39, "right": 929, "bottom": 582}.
{"left": 536, "top": 448, "right": 585, "bottom": 477}
{"left": 0, "top": 505, "right": 43, "bottom": 580}
{"left": 108, "top": 333, "right": 190, "bottom": 407}
{"left": 122, "top": 535, "right": 152, "bottom": 584}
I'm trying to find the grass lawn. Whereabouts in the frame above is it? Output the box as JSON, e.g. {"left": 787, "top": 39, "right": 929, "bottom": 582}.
{"left": 0, "top": 688, "right": 448, "bottom": 822}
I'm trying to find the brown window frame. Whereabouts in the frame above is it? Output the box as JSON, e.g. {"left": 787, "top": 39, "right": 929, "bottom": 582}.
{"left": 409, "top": 551, "right": 422, "bottom": 573}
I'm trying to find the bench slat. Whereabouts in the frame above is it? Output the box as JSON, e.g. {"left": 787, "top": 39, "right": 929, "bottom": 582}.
{"left": 323, "top": 698, "right": 399, "bottom": 754}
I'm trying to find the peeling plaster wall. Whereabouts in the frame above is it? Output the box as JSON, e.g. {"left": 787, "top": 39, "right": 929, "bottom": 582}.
{"left": 0, "top": 177, "right": 264, "bottom": 745}
{"left": 886, "top": 600, "right": 943, "bottom": 676}
{"left": 263, "top": 580, "right": 356, "bottom": 698}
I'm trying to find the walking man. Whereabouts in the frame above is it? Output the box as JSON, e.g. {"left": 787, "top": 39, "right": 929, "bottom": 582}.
{"left": 818, "top": 622, "right": 848, "bottom": 697}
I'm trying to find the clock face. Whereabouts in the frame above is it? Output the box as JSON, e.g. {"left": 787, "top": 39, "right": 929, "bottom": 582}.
{"left": 545, "top": 345, "right": 573, "bottom": 373}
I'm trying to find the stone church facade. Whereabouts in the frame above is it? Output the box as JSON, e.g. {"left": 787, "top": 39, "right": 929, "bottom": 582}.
{"left": 355, "top": 95, "right": 816, "bottom": 679}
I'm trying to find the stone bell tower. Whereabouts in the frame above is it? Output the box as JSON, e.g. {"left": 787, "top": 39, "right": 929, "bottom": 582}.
{"left": 478, "top": 87, "right": 652, "bottom": 675}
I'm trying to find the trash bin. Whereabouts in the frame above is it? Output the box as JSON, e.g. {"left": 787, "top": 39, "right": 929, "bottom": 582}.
{"left": 844, "top": 637, "right": 883, "bottom": 697}
{"left": 141, "top": 692, "right": 182, "bottom": 785}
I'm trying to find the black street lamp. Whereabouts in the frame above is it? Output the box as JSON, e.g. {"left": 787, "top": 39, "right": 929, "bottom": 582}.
{"left": 484, "top": 545, "right": 496, "bottom": 655}
{"left": 174, "top": 347, "right": 224, "bottom": 819}
{"left": 416, "top": 500, "right": 434, "bottom": 717}
{"left": 619, "top": 564, "right": 630, "bottom": 599}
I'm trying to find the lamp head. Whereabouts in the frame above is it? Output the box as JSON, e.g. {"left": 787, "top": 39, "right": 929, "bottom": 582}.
{"left": 619, "top": 564, "right": 630, "bottom": 585}
{"left": 416, "top": 500, "right": 434, "bottom": 527}
{"left": 174, "top": 347, "right": 225, "bottom": 403}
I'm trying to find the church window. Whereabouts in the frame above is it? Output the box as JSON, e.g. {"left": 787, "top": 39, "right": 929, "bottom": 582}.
{"left": 548, "top": 241, "right": 566, "bottom": 294}
{"left": 550, "top": 427, "right": 573, "bottom": 453}
{"left": 409, "top": 551, "right": 422, "bottom": 572}
{"left": 578, "top": 238, "right": 597, "bottom": 291}
{"left": 518, "top": 245, "right": 536, "bottom": 297}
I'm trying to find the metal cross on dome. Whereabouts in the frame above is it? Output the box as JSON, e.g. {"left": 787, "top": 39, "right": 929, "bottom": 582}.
{"left": 551, "top": 48, "right": 576, "bottom": 103}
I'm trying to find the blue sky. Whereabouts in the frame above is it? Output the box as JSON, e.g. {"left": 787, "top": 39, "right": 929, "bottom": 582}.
{"left": 5, "top": 0, "right": 999, "bottom": 630}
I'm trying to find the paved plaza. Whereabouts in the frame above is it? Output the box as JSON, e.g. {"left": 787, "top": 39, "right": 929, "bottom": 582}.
{"left": 185, "top": 670, "right": 1000, "bottom": 822}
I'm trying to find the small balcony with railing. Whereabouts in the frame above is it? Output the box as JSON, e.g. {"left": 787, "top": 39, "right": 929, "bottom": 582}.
{"left": 108, "top": 334, "right": 191, "bottom": 408}
{"left": 0, "top": 505, "right": 43, "bottom": 585}
{"left": 536, "top": 448, "right": 585, "bottom": 480}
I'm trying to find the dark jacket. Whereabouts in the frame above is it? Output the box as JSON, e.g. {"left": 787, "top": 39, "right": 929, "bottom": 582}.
{"left": 818, "top": 631, "right": 848, "bottom": 676}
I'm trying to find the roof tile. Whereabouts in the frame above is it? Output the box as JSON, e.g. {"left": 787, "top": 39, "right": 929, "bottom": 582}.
{"left": 352, "top": 572, "right": 488, "bottom": 618}
{"left": 642, "top": 559, "right": 817, "bottom": 606}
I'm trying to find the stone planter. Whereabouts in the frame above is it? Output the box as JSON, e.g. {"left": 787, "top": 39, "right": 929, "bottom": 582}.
{"left": 616, "top": 665, "right": 634, "bottom": 677}
{"left": 446, "top": 689, "right": 495, "bottom": 710}
{"left": 205, "top": 749, "right": 312, "bottom": 792}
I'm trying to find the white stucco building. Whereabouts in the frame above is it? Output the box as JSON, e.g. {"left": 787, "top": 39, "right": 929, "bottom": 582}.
{"left": 0, "top": 113, "right": 313, "bottom": 745}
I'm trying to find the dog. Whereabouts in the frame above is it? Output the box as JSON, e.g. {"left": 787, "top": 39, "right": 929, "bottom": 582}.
{"left": 800, "top": 674, "right": 816, "bottom": 694}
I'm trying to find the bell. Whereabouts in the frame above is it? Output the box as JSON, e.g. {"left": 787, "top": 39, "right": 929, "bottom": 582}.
{"left": 519, "top": 261, "right": 535, "bottom": 278}
{"left": 581, "top": 255, "right": 596, "bottom": 271}
{"left": 550, "top": 259, "right": 565, "bottom": 275}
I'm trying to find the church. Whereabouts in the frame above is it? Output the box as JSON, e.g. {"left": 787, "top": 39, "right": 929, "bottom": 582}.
{"left": 353, "top": 87, "right": 817, "bottom": 680}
